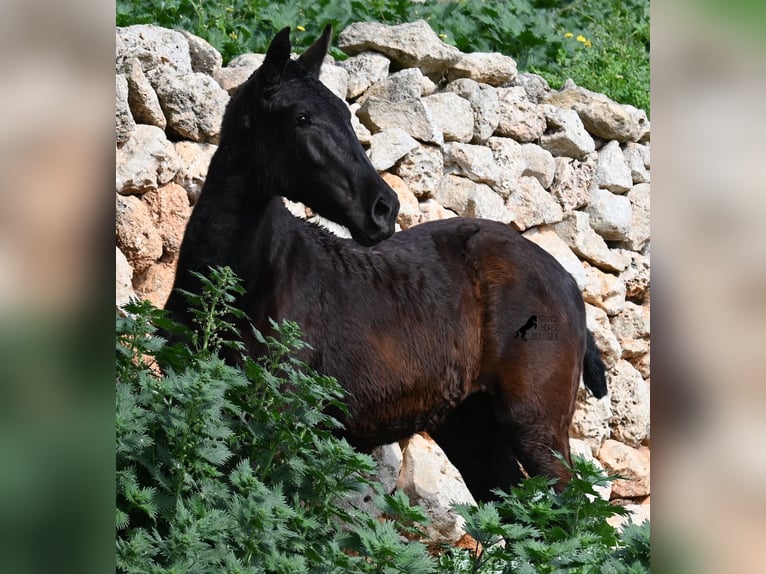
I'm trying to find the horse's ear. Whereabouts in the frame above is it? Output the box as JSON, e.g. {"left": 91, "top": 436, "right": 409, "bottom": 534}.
{"left": 261, "top": 26, "right": 292, "bottom": 87}
{"left": 297, "top": 24, "right": 332, "bottom": 78}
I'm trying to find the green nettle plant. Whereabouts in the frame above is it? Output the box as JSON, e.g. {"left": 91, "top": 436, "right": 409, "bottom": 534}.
{"left": 115, "top": 266, "right": 650, "bottom": 572}
{"left": 115, "top": 0, "right": 649, "bottom": 112}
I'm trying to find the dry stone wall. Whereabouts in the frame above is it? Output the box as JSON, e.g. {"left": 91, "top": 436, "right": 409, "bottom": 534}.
{"left": 115, "top": 20, "right": 650, "bottom": 543}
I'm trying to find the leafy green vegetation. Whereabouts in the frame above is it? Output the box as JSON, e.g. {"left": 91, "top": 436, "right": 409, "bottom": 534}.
{"left": 115, "top": 0, "right": 649, "bottom": 112}
{"left": 116, "top": 266, "right": 649, "bottom": 572}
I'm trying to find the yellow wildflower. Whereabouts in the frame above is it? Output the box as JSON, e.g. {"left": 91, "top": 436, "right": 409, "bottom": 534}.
{"left": 584, "top": 40, "right": 592, "bottom": 47}
{"left": 564, "top": 32, "right": 574, "bottom": 38}
{"left": 297, "top": 25, "right": 306, "bottom": 32}
{"left": 438, "top": 33, "right": 447, "bottom": 39}
{"left": 576, "top": 35, "right": 587, "bottom": 43}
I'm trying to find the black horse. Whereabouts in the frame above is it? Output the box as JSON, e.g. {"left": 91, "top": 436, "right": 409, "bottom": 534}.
{"left": 165, "top": 26, "right": 607, "bottom": 502}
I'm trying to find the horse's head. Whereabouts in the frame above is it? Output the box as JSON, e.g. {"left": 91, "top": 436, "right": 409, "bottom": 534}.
{"left": 223, "top": 26, "right": 399, "bottom": 246}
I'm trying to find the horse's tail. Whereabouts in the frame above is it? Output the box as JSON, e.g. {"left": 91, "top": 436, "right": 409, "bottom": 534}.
{"left": 583, "top": 330, "right": 608, "bottom": 398}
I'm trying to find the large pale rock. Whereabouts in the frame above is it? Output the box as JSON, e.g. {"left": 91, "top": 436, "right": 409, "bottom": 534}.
{"left": 523, "top": 226, "right": 587, "bottom": 290}
{"left": 610, "top": 302, "right": 650, "bottom": 359}
{"left": 133, "top": 261, "right": 176, "bottom": 309}
{"left": 419, "top": 199, "right": 458, "bottom": 223}
{"left": 598, "top": 440, "right": 650, "bottom": 498}
{"left": 623, "top": 142, "right": 650, "bottom": 184}
{"left": 116, "top": 246, "right": 135, "bottom": 307}
{"left": 622, "top": 183, "right": 650, "bottom": 252}
{"left": 115, "top": 194, "right": 163, "bottom": 273}
{"left": 362, "top": 68, "right": 423, "bottom": 103}
{"left": 520, "top": 143, "right": 556, "bottom": 189}
{"left": 595, "top": 140, "right": 632, "bottom": 193}
{"left": 485, "top": 137, "right": 526, "bottom": 197}
{"left": 394, "top": 143, "right": 444, "bottom": 199}
{"left": 116, "top": 25, "right": 192, "bottom": 75}
{"left": 150, "top": 69, "right": 229, "bottom": 143}
{"left": 540, "top": 104, "right": 595, "bottom": 160}
{"left": 506, "top": 176, "right": 563, "bottom": 231}
{"left": 349, "top": 102, "right": 372, "bottom": 145}
{"left": 357, "top": 96, "right": 442, "bottom": 144}
{"left": 397, "top": 434, "right": 476, "bottom": 544}
{"left": 434, "top": 175, "right": 511, "bottom": 223}
{"left": 513, "top": 72, "right": 551, "bottom": 103}
{"left": 142, "top": 182, "right": 192, "bottom": 257}
{"left": 447, "top": 52, "right": 517, "bottom": 85}
{"left": 587, "top": 187, "right": 633, "bottom": 241}
{"left": 367, "top": 128, "right": 419, "bottom": 171}
{"left": 339, "top": 442, "right": 403, "bottom": 517}
{"left": 124, "top": 58, "right": 166, "bottom": 129}
{"left": 116, "top": 124, "right": 179, "bottom": 195}
{"left": 423, "top": 92, "right": 474, "bottom": 143}
{"left": 543, "top": 84, "right": 649, "bottom": 143}
{"left": 608, "top": 360, "right": 650, "bottom": 446}
{"left": 381, "top": 173, "right": 419, "bottom": 230}
{"left": 569, "top": 438, "right": 612, "bottom": 501}
{"left": 495, "top": 87, "right": 546, "bottom": 142}
{"left": 116, "top": 74, "right": 135, "bottom": 145}
{"left": 319, "top": 61, "right": 349, "bottom": 101}
{"left": 338, "top": 20, "right": 461, "bottom": 78}
{"left": 607, "top": 503, "right": 650, "bottom": 530}
{"left": 619, "top": 251, "right": 650, "bottom": 303}
{"left": 550, "top": 153, "right": 597, "bottom": 211}
{"left": 444, "top": 78, "right": 500, "bottom": 144}
{"left": 213, "top": 54, "right": 265, "bottom": 94}
{"left": 553, "top": 211, "right": 629, "bottom": 272}
{"left": 442, "top": 142, "right": 500, "bottom": 185}
{"left": 582, "top": 262, "right": 626, "bottom": 317}
{"left": 180, "top": 30, "right": 222, "bottom": 75}
{"left": 339, "top": 51, "right": 391, "bottom": 99}
{"left": 173, "top": 141, "right": 217, "bottom": 204}
{"left": 571, "top": 384, "right": 612, "bottom": 456}
{"left": 585, "top": 303, "right": 622, "bottom": 369}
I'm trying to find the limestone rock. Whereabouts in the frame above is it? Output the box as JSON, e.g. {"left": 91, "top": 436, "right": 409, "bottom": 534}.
{"left": 151, "top": 69, "right": 229, "bottom": 143}
{"left": 587, "top": 187, "right": 633, "bottom": 241}
{"left": 133, "top": 261, "right": 176, "bottom": 309}
{"left": 513, "top": 72, "right": 551, "bottom": 103}
{"left": 619, "top": 251, "right": 650, "bottom": 303}
{"left": 543, "top": 84, "right": 649, "bottom": 143}
{"left": 116, "top": 74, "right": 135, "bottom": 145}
{"left": 550, "top": 153, "right": 597, "bottom": 211}
{"left": 419, "top": 199, "right": 458, "bottom": 223}
{"left": 506, "top": 176, "right": 563, "bottom": 231}
{"left": 423, "top": 92, "right": 474, "bottom": 143}
{"left": 116, "top": 194, "right": 163, "bottom": 273}
{"left": 571, "top": 384, "right": 612, "bottom": 457}
{"left": 338, "top": 51, "right": 390, "bottom": 99}
{"left": 367, "top": 128, "right": 419, "bottom": 171}
{"left": 116, "top": 246, "right": 135, "bottom": 307}
{"left": 362, "top": 68, "right": 423, "bottom": 103}
{"left": 394, "top": 143, "right": 444, "bottom": 199}
{"left": 173, "top": 141, "right": 217, "bottom": 204}
{"left": 349, "top": 102, "right": 372, "bottom": 145}
{"left": 124, "top": 58, "right": 166, "bottom": 129}
{"left": 569, "top": 438, "right": 612, "bottom": 501}
{"left": 582, "top": 262, "right": 627, "bottom": 317}
{"left": 522, "top": 226, "right": 587, "bottom": 290}
{"left": 520, "top": 143, "right": 556, "bottom": 189}
{"left": 116, "top": 25, "right": 192, "bottom": 75}
{"left": 142, "top": 182, "right": 192, "bottom": 257}
{"left": 447, "top": 51, "right": 517, "bottom": 85}
{"left": 434, "top": 175, "right": 511, "bottom": 223}
{"left": 585, "top": 303, "right": 622, "bottom": 369}
{"left": 180, "top": 30, "right": 223, "bottom": 75}
{"left": 540, "top": 104, "right": 595, "bottom": 160}
{"left": 444, "top": 78, "right": 500, "bottom": 144}
{"left": 610, "top": 302, "right": 650, "bottom": 359}
{"left": 621, "top": 183, "right": 650, "bottom": 252}
{"left": 357, "top": 96, "right": 442, "bottom": 144}
{"left": 319, "top": 61, "right": 349, "bottom": 101}
{"left": 495, "top": 87, "right": 546, "bottom": 142}
{"left": 608, "top": 360, "right": 650, "bottom": 446}
{"left": 382, "top": 173, "right": 419, "bottom": 230}
{"left": 553, "top": 211, "right": 629, "bottom": 272}
{"left": 116, "top": 124, "right": 179, "bottom": 195}
{"left": 338, "top": 20, "right": 461, "bottom": 78}
{"left": 607, "top": 503, "right": 650, "bottom": 530}
{"left": 442, "top": 142, "right": 501, "bottom": 185}
{"left": 339, "top": 443, "right": 403, "bottom": 517}
{"left": 595, "top": 140, "right": 632, "bottom": 193}
{"left": 214, "top": 54, "right": 264, "bottom": 94}
{"left": 598, "top": 439, "right": 650, "bottom": 498}
{"left": 623, "top": 142, "right": 650, "bottom": 184}
{"left": 485, "top": 137, "right": 527, "bottom": 198}
{"left": 397, "top": 433, "right": 476, "bottom": 544}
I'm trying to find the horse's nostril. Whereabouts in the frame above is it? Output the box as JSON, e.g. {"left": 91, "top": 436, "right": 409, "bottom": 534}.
{"left": 372, "top": 197, "right": 391, "bottom": 223}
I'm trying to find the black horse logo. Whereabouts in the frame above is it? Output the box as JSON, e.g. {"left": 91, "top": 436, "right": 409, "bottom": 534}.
{"left": 514, "top": 315, "right": 538, "bottom": 341}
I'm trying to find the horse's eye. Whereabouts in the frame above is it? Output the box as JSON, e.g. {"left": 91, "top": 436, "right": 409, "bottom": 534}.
{"left": 295, "top": 114, "right": 311, "bottom": 127}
